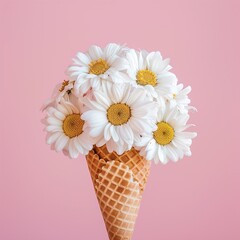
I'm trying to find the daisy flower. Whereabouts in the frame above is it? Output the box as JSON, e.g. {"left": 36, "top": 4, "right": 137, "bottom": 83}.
{"left": 136, "top": 106, "right": 197, "bottom": 164}
{"left": 81, "top": 84, "right": 158, "bottom": 155}
{"left": 66, "top": 43, "right": 129, "bottom": 95}
{"left": 125, "top": 49, "right": 177, "bottom": 99}
{"left": 44, "top": 100, "right": 94, "bottom": 158}
{"left": 41, "top": 80, "right": 79, "bottom": 111}
{"left": 165, "top": 84, "right": 196, "bottom": 113}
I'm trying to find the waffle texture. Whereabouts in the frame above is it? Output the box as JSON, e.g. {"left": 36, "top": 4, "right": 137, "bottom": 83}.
{"left": 93, "top": 145, "right": 151, "bottom": 193}
{"left": 86, "top": 145, "right": 151, "bottom": 240}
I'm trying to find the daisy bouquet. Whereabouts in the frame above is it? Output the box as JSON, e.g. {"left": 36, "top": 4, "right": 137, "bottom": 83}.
{"left": 42, "top": 43, "right": 197, "bottom": 240}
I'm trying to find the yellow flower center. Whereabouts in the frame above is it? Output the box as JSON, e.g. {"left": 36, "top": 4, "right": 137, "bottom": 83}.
{"left": 173, "top": 93, "right": 176, "bottom": 99}
{"left": 59, "top": 80, "right": 69, "bottom": 92}
{"left": 63, "top": 114, "right": 84, "bottom": 138}
{"left": 153, "top": 121, "right": 175, "bottom": 145}
{"left": 107, "top": 103, "right": 131, "bottom": 126}
{"left": 136, "top": 69, "right": 157, "bottom": 86}
{"left": 89, "top": 58, "right": 110, "bottom": 75}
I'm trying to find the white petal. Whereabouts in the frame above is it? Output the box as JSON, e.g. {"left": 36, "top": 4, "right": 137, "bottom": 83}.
{"left": 165, "top": 145, "right": 178, "bottom": 162}
{"left": 104, "top": 123, "right": 111, "bottom": 141}
{"left": 82, "top": 97, "right": 106, "bottom": 112}
{"left": 160, "top": 147, "right": 168, "bottom": 164}
{"left": 177, "top": 132, "right": 197, "bottom": 139}
{"left": 82, "top": 110, "right": 107, "bottom": 127}
{"left": 76, "top": 52, "right": 91, "bottom": 65}
{"left": 89, "top": 126, "right": 105, "bottom": 137}
{"left": 110, "top": 125, "right": 119, "bottom": 142}
{"left": 47, "top": 132, "right": 62, "bottom": 145}
{"left": 46, "top": 125, "right": 62, "bottom": 132}
{"left": 94, "top": 91, "right": 111, "bottom": 108}
{"left": 104, "top": 43, "right": 121, "bottom": 59}
{"left": 126, "top": 88, "right": 145, "bottom": 105}
{"left": 69, "top": 140, "right": 79, "bottom": 158}
{"left": 55, "top": 135, "right": 68, "bottom": 152}
{"left": 56, "top": 104, "right": 68, "bottom": 115}
{"left": 146, "top": 142, "right": 157, "bottom": 161}
{"left": 112, "top": 84, "right": 124, "bottom": 103}
{"left": 78, "top": 134, "right": 92, "bottom": 151}
{"left": 120, "top": 124, "right": 134, "bottom": 144}
{"left": 88, "top": 45, "right": 103, "bottom": 60}
{"left": 54, "top": 110, "right": 65, "bottom": 120}
{"left": 73, "top": 137, "right": 84, "bottom": 154}
{"left": 126, "top": 50, "right": 139, "bottom": 73}
{"left": 96, "top": 136, "right": 107, "bottom": 147}
{"left": 132, "top": 102, "right": 156, "bottom": 118}
{"left": 47, "top": 117, "right": 62, "bottom": 126}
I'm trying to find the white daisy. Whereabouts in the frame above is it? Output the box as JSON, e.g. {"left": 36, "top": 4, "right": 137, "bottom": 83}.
{"left": 44, "top": 100, "right": 94, "bottom": 158}
{"left": 165, "top": 84, "right": 196, "bottom": 113}
{"left": 66, "top": 43, "right": 129, "bottom": 95}
{"left": 41, "top": 80, "right": 79, "bottom": 111}
{"left": 81, "top": 84, "right": 158, "bottom": 155}
{"left": 125, "top": 49, "right": 177, "bottom": 99}
{"left": 136, "top": 106, "right": 197, "bottom": 164}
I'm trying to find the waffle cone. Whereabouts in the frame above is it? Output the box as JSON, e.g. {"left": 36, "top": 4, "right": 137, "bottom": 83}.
{"left": 86, "top": 145, "right": 151, "bottom": 240}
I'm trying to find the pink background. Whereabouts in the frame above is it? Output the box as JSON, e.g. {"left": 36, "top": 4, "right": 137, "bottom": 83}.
{"left": 1, "top": 0, "right": 240, "bottom": 239}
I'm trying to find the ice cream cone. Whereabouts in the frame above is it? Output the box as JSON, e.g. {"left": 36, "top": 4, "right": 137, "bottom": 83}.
{"left": 86, "top": 145, "right": 151, "bottom": 240}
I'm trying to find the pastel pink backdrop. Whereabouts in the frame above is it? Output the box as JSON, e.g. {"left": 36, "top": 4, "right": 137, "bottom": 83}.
{"left": 1, "top": 0, "right": 240, "bottom": 239}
